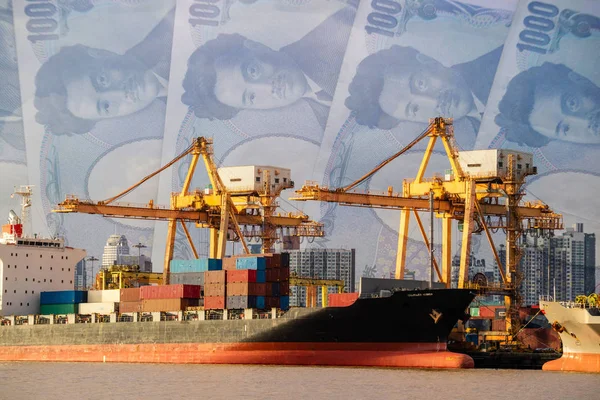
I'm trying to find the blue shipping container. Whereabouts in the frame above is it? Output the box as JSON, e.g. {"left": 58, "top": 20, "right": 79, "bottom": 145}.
{"left": 280, "top": 296, "right": 289, "bottom": 311}
{"left": 256, "top": 270, "right": 266, "bottom": 283}
{"left": 170, "top": 258, "right": 222, "bottom": 273}
{"left": 257, "top": 296, "right": 265, "bottom": 309}
{"left": 236, "top": 256, "right": 266, "bottom": 271}
{"left": 40, "top": 290, "right": 87, "bottom": 305}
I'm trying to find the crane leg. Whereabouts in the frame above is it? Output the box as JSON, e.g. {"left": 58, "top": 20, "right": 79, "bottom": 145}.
{"left": 209, "top": 228, "right": 219, "bottom": 259}
{"left": 163, "top": 218, "right": 177, "bottom": 285}
{"left": 458, "top": 181, "right": 476, "bottom": 288}
{"left": 217, "top": 196, "right": 230, "bottom": 258}
{"left": 395, "top": 208, "right": 410, "bottom": 279}
{"left": 442, "top": 215, "right": 452, "bottom": 288}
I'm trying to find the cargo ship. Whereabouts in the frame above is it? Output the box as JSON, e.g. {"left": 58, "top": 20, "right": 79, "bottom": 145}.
{"left": 0, "top": 287, "right": 476, "bottom": 369}
{"left": 540, "top": 297, "right": 600, "bottom": 373}
{"left": 0, "top": 188, "right": 477, "bottom": 369}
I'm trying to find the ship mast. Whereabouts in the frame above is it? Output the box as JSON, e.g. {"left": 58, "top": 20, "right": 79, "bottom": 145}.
{"left": 11, "top": 185, "right": 33, "bottom": 237}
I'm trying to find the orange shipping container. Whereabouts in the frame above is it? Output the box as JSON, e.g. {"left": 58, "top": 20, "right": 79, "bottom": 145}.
{"left": 142, "top": 298, "right": 199, "bottom": 312}
{"left": 204, "top": 296, "right": 225, "bottom": 310}
{"left": 205, "top": 270, "right": 227, "bottom": 284}
{"left": 120, "top": 288, "right": 141, "bottom": 302}
{"left": 222, "top": 257, "right": 237, "bottom": 271}
{"left": 140, "top": 284, "right": 202, "bottom": 300}
{"left": 227, "top": 269, "right": 257, "bottom": 283}
{"left": 328, "top": 293, "right": 359, "bottom": 307}
{"left": 204, "top": 283, "right": 226, "bottom": 297}
{"left": 119, "top": 301, "right": 143, "bottom": 313}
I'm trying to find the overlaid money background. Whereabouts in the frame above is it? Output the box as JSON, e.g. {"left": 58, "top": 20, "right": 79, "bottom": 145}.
{"left": 11, "top": 0, "right": 176, "bottom": 260}
{"left": 152, "top": 0, "right": 358, "bottom": 262}
{"left": 311, "top": 0, "right": 518, "bottom": 279}
{"left": 0, "top": 0, "right": 28, "bottom": 228}
{"left": 3, "top": 0, "right": 597, "bottom": 277}
{"left": 476, "top": 0, "right": 600, "bottom": 265}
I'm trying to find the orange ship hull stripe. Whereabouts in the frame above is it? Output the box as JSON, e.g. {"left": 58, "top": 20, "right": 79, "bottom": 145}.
{"left": 542, "top": 352, "right": 600, "bottom": 374}
{"left": 0, "top": 342, "right": 474, "bottom": 369}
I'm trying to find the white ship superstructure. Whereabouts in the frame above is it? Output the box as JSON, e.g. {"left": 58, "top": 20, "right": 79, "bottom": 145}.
{"left": 0, "top": 187, "right": 86, "bottom": 316}
{"left": 540, "top": 297, "right": 600, "bottom": 373}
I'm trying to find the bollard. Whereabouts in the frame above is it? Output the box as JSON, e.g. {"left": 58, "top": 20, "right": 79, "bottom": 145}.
{"left": 244, "top": 309, "right": 253, "bottom": 320}
{"left": 109, "top": 313, "right": 117, "bottom": 323}
{"left": 67, "top": 314, "right": 76, "bottom": 324}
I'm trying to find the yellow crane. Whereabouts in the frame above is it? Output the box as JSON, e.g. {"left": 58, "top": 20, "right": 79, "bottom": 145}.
{"left": 54, "top": 137, "right": 323, "bottom": 284}
{"left": 95, "top": 265, "right": 163, "bottom": 289}
{"left": 292, "top": 117, "right": 563, "bottom": 335}
{"left": 289, "top": 275, "right": 345, "bottom": 308}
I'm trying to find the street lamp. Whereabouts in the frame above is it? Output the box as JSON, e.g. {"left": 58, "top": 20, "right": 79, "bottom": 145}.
{"left": 86, "top": 256, "right": 99, "bottom": 289}
{"left": 133, "top": 242, "right": 147, "bottom": 270}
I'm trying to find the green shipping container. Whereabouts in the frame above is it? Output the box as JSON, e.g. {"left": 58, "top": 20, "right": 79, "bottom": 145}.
{"left": 40, "top": 303, "right": 79, "bottom": 315}
{"left": 470, "top": 307, "right": 480, "bottom": 317}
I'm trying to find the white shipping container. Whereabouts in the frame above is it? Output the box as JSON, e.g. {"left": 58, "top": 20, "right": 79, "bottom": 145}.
{"left": 78, "top": 302, "right": 118, "bottom": 314}
{"left": 87, "top": 289, "right": 121, "bottom": 303}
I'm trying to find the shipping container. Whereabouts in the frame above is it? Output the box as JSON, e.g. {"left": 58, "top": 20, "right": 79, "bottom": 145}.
{"left": 87, "top": 289, "right": 120, "bottom": 303}
{"left": 256, "top": 270, "right": 266, "bottom": 283}
{"left": 263, "top": 253, "right": 281, "bottom": 269}
{"left": 222, "top": 257, "right": 237, "bottom": 271}
{"left": 227, "top": 282, "right": 250, "bottom": 296}
{"left": 492, "top": 319, "right": 507, "bottom": 332}
{"left": 140, "top": 284, "right": 202, "bottom": 300}
{"left": 120, "top": 288, "right": 141, "bottom": 302}
{"left": 479, "top": 305, "right": 500, "bottom": 319}
{"left": 142, "top": 298, "right": 200, "bottom": 312}
{"left": 266, "top": 269, "right": 279, "bottom": 282}
{"left": 328, "top": 293, "right": 359, "bottom": 307}
{"left": 40, "top": 291, "right": 87, "bottom": 305}
{"left": 279, "top": 267, "right": 290, "bottom": 280}
{"left": 40, "top": 303, "right": 78, "bottom": 315}
{"left": 271, "top": 282, "right": 280, "bottom": 296}
{"left": 227, "top": 269, "right": 257, "bottom": 283}
{"left": 169, "top": 272, "right": 205, "bottom": 286}
{"left": 236, "top": 256, "right": 266, "bottom": 271}
{"left": 466, "top": 333, "right": 479, "bottom": 346}
{"left": 226, "top": 295, "right": 256, "bottom": 309}
{"left": 119, "top": 301, "right": 143, "bottom": 313}
{"left": 280, "top": 282, "right": 289, "bottom": 296}
{"left": 204, "top": 283, "right": 226, "bottom": 297}
{"left": 280, "top": 252, "right": 290, "bottom": 267}
{"left": 204, "top": 270, "right": 227, "bottom": 284}
{"left": 204, "top": 296, "right": 225, "bottom": 310}
{"left": 78, "top": 302, "right": 118, "bottom": 314}
{"left": 470, "top": 307, "right": 480, "bottom": 317}
{"left": 254, "top": 283, "right": 267, "bottom": 296}
{"left": 266, "top": 296, "right": 280, "bottom": 309}
{"left": 494, "top": 308, "right": 507, "bottom": 320}
{"left": 256, "top": 296, "right": 266, "bottom": 310}
{"left": 170, "top": 258, "right": 222, "bottom": 273}
{"left": 280, "top": 295, "right": 289, "bottom": 310}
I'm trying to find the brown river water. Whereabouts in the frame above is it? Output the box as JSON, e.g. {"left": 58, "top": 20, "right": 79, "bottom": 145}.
{"left": 0, "top": 363, "right": 598, "bottom": 400}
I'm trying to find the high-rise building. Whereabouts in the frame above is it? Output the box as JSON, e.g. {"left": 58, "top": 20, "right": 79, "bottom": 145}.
{"left": 102, "top": 235, "right": 130, "bottom": 268}
{"left": 288, "top": 248, "right": 355, "bottom": 307}
{"left": 74, "top": 259, "right": 86, "bottom": 290}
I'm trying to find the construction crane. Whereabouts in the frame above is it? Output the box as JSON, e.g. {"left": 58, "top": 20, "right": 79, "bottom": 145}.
{"left": 292, "top": 117, "right": 563, "bottom": 336}
{"left": 54, "top": 137, "right": 323, "bottom": 284}
{"left": 95, "top": 265, "right": 163, "bottom": 290}
{"left": 289, "top": 275, "right": 345, "bottom": 308}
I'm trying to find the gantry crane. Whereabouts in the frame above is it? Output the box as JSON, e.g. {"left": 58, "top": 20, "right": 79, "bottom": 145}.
{"left": 289, "top": 275, "right": 345, "bottom": 308}
{"left": 54, "top": 137, "right": 323, "bottom": 284}
{"left": 292, "top": 117, "right": 563, "bottom": 336}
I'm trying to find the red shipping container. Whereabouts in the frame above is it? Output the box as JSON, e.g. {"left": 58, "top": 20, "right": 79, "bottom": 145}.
{"left": 492, "top": 319, "right": 507, "bottom": 332}
{"left": 328, "top": 293, "right": 359, "bottom": 307}
{"left": 263, "top": 253, "right": 281, "bottom": 269}
{"left": 140, "top": 284, "right": 202, "bottom": 300}
{"left": 204, "top": 283, "right": 226, "bottom": 297}
{"left": 204, "top": 296, "right": 225, "bottom": 310}
{"left": 267, "top": 269, "right": 280, "bottom": 282}
{"left": 120, "top": 288, "right": 141, "bottom": 302}
{"left": 142, "top": 298, "right": 199, "bottom": 312}
{"left": 222, "top": 257, "right": 237, "bottom": 271}
{"left": 266, "top": 296, "right": 280, "bottom": 308}
{"left": 205, "top": 270, "right": 227, "bottom": 284}
{"left": 280, "top": 282, "right": 290, "bottom": 296}
{"left": 119, "top": 301, "right": 143, "bottom": 313}
{"left": 254, "top": 283, "right": 267, "bottom": 296}
{"left": 227, "top": 269, "right": 257, "bottom": 283}
{"left": 479, "top": 305, "right": 499, "bottom": 319}
{"left": 279, "top": 267, "right": 290, "bottom": 281}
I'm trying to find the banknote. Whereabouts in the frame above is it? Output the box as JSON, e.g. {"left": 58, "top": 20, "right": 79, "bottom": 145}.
{"left": 311, "top": 0, "right": 518, "bottom": 279}
{"left": 12, "top": 0, "right": 176, "bottom": 262}
{"left": 152, "top": 0, "right": 358, "bottom": 261}
{"left": 477, "top": 0, "right": 600, "bottom": 174}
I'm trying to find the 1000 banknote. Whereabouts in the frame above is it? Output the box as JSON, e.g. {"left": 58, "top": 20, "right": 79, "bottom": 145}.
{"left": 153, "top": 0, "right": 358, "bottom": 260}
{"left": 313, "top": 0, "right": 517, "bottom": 278}
{"left": 12, "top": 0, "right": 176, "bottom": 260}
{"left": 476, "top": 0, "right": 600, "bottom": 259}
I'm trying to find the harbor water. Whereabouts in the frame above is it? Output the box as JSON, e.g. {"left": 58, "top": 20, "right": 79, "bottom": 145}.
{"left": 0, "top": 363, "right": 598, "bottom": 399}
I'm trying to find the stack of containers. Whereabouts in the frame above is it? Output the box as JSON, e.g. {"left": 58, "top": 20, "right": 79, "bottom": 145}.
{"left": 204, "top": 271, "right": 227, "bottom": 309}
{"left": 169, "top": 258, "right": 222, "bottom": 285}
{"left": 39, "top": 290, "right": 88, "bottom": 315}
{"left": 79, "top": 289, "right": 121, "bottom": 314}
{"left": 263, "top": 253, "right": 290, "bottom": 310}
{"left": 140, "top": 284, "right": 202, "bottom": 312}
{"left": 119, "top": 288, "right": 142, "bottom": 313}
{"left": 227, "top": 265, "right": 263, "bottom": 309}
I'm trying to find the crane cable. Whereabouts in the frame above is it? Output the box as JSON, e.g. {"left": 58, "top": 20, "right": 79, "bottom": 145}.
{"left": 102, "top": 141, "right": 197, "bottom": 205}
{"left": 342, "top": 123, "right": 432, "bottom": 192}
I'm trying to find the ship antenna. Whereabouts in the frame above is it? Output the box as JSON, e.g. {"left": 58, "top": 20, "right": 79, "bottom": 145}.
{"left": 11, "top": 185, "right": 33, "bottom": 237}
